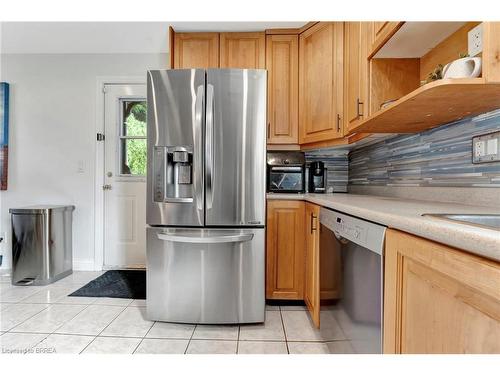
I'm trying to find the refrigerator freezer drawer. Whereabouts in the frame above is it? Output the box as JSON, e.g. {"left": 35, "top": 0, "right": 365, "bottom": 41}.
{"left": 146, "top": 227, "right": 265, "bottom": 324}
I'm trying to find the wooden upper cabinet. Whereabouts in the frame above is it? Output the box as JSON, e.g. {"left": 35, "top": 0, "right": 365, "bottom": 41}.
{"left": 219, "top": 32, "right": 266, "bottom": 69}
{"left": 266, "top": 35, "right": 299, "bottom": 144}
{"left": 304, "top": 202, "right": 320, "bottom": 327}
{"left": 266, "top": 200, "right": 305, "bottom": 300}
{"left": 373, "top": 21, "right": 390, "bottom": 38}
{"left": 384, "top": 229, "right": 500, "bottom": 354}
{"left": 344, "top": 22, "right": 372, "bottom": 132}
{"left": 370, "top": 21, "right": 404, "bottom": 57}
{"left": 173, "top": 33, "right": 220, "bottom": 69}
{"left": 299, "top": 22, "right": 344, "bottom": 144}
{"left": 483, "top": 22, "right": 500, "bottom": 83}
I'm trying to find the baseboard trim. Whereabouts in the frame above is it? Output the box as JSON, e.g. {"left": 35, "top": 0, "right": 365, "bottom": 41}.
{"left": 73, "top": 259, "right": 98, "bottom": 271}
{"left": 2, "top": 261, "right": 99, "bottom": 272}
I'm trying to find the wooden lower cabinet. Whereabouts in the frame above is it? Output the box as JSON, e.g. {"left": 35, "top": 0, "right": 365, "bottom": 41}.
{"left": 266, "top": 200, "right": 341, "bottom": 328}
{"left": 384, "top": 229, "right": 500, "bottom": 353}
{"left": 304, "top": 202, "right": 321, "bottom": 327}
{"left": 266, "top": 200, "right": 305, "bottom": 300}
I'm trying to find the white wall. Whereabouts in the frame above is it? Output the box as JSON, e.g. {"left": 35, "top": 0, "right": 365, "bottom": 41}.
{"left": 0, "top": 53, "right": 168, "bottom": 270}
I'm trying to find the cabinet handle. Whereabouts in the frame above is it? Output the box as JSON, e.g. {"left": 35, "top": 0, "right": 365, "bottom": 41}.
{"left": 310, "top": 213, "right": 318, "bottom": 233}
{"left": 357, "top": 98, "right": 364, "bottom": 117}
{"left": 267, "top": 123, "right": 270, "bottom": 138}
{"left": 336, "top": 114, "right": 341, "bottom": 133}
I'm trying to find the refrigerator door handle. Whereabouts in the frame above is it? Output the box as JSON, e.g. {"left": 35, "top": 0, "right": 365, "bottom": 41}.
{"left": 205, "top": 83, "right": 215, "bottom": 209}
{"left": 157, "top": 232, "right": 253, "bottom": 244}
{"left": 194, "top": 84, "right": 204, "bottom": 211}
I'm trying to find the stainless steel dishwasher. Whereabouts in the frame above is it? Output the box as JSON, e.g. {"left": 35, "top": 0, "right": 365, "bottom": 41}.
{"left": 320, "top": 206, "right": 386, "bottom": 354}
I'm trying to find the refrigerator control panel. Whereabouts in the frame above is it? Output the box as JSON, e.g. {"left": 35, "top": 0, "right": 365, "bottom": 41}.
{"left": 153, "top": 146, "right": 166, "bottom": 202}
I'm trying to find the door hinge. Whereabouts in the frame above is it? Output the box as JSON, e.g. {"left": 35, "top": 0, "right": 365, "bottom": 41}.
{"left": 97, "top": 133, "right": 105, "bottom": 141}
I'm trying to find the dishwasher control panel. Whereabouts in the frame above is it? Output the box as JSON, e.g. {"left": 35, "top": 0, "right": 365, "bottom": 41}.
{"left": 334, "top": 217, "right": 365, "bottom": 241}
{"left": 319, "top": 207, "right": 386, "bottom": 255}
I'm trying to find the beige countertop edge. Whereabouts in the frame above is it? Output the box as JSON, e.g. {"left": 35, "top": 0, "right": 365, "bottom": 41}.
{"left": 267, "top": 193, "right": 500, "bottom": 262}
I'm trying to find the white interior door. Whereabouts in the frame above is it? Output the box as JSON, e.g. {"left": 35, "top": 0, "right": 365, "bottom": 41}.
{"left": 104, "top": 83, "right": 147, "bottom": 268}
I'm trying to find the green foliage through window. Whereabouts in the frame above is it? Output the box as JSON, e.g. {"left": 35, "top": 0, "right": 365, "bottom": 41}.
{"left": 121, "top": 101, "right": 147, "bottom": 176}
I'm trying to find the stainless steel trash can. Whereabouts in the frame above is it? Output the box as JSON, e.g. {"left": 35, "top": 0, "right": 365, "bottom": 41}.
{"left": 9, "top": 205, "right": 75, "bottom": 285}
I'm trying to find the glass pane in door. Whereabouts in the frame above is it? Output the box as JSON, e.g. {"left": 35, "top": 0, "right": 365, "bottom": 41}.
{"left": 122, "top": 101, "right": 147, "bottom": 136}
{"left": 120, "top": 138, "right": 147, "bottom": 175}
{"left": 119, "top": 100, "right": 147, "bottom": 176}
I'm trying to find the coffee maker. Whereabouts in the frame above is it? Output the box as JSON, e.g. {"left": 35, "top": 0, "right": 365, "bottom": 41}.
{"left": 308, "top": 161, "right": 327, "bottom": 193}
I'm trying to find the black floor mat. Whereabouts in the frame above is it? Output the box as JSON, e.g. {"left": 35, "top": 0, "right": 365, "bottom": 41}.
{"left": 69, "top": 270, "right": 146, "bottom": 299}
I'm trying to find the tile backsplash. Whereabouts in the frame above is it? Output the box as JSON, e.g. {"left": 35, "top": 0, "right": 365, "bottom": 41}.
{"left": 349, "top": 109, "right": 500, "bottom": 188}
{"left": 304, "top": 109, "right": 500, "bottom": 192}
{"left": 305, "top": 149, "right": 349, "bottom": 192}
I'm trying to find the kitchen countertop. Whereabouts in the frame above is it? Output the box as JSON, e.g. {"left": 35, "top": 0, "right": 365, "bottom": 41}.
{"left": 267, "top": 193, "right": 500, "bottom": 262}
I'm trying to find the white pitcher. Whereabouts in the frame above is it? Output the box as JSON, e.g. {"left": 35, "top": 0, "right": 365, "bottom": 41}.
{"left": 442, "top": 57, "right": 482, "bottom": 79}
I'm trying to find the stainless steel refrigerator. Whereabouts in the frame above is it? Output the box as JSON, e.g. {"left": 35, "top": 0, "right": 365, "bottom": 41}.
{"left": 146, "top": 69, "right": 266, "bottom": 324}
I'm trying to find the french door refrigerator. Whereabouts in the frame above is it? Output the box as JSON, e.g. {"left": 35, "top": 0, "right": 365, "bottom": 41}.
{"left": 146, "top": 69, "right": 266, "bottom": 324}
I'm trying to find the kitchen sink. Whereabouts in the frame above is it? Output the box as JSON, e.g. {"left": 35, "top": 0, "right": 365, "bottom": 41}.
{"left": 422, "top": 214, "right": 500, "bottom": 230}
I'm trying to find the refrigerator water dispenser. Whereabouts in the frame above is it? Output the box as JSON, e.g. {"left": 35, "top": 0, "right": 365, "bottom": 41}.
{"left": 153, "top": 145, "right": 194, "bottom": 203}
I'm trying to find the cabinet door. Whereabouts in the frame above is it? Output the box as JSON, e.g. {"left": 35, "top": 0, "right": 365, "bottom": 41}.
{"left": 173, "top": 33, "right": 220, "bottom": 68}
{"left": 266, "top": 35, "right": 299, "bottom": 145}
{"left": 266, "top": 200, "right": 305, "bottom": 300}
{"left": 344, "top": 22, "right": 371, "bottom": 132}
{"left": 384, "top": 229, "right": 500, "bottom": 354}
{"left": 373, "top": 22, "right": 390, "bottom": 38}
{"left": 304, "top": 202, "right": 320, "bottom": 328}
{"left": 220, "top": 32, "right": 265, "bottom": 69}
{"left": 299, "top": 22, "right": 344, "bottom": 144}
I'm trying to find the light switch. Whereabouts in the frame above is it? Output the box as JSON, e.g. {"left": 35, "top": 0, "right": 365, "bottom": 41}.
{"left": 486, "top": 138, "right": 498, "bottom": 155}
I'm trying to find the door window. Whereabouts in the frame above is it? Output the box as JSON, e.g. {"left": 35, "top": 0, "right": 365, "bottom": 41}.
{"left": 119, "top": 100, "right": 147, "bottom": 176}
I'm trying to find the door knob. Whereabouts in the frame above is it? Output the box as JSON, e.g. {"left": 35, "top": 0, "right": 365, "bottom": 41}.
{"left": 107, "top": 171, "right": 113, "bottom": 177}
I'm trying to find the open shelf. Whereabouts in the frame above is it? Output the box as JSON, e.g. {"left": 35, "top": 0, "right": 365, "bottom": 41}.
{"left": 348, "top": 78, "right": 500, "bottom": 134}
{"left": 350, "top": 22, "right": 500, "bottom": 135}
{"left": 373, "top": 22, "right": 467, "bottom": 59}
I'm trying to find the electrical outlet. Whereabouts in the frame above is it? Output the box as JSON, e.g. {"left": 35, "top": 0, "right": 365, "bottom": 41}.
{"left": 473, "top": 131, "right": 500, "bottom": 163}
{"left": 468, "top": 23, "right": 483, "bottom": 57}
{"left": 474, "top": 140, "right": 485, "bottom": 158}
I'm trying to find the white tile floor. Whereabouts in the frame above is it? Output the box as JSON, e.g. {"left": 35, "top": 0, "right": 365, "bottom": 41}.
{"left": 0, "top": 271, "right": 354, "bottom": 354}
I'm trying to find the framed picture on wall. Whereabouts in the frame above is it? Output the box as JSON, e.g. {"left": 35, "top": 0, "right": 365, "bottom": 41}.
{"left": 0, "top": 82, "right": 9, "bottom": 190}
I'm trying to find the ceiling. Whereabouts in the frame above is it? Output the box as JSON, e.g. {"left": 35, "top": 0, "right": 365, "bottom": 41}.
{"left": 0, "top": 22, "right": 307, "bottom": 54}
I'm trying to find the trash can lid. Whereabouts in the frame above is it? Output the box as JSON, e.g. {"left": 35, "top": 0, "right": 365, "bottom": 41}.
{"left": 9, "top": 205, "right": 75, "bottom": 214}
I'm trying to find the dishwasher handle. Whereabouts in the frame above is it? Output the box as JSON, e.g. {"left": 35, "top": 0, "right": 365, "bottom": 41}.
{"left": 333, "top": 231, "right": 350, "bottom": 245}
